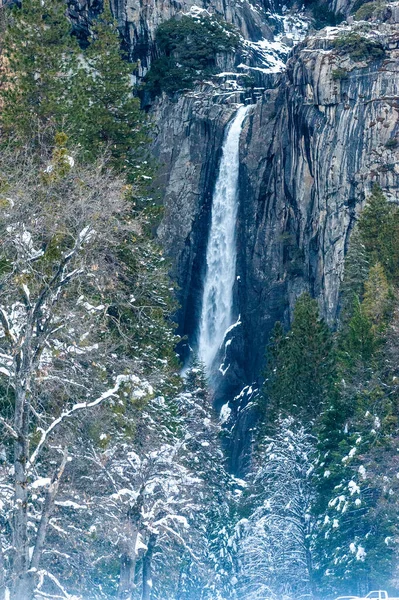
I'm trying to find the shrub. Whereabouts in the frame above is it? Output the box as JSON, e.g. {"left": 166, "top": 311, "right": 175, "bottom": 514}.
{"left": 145, "top": 15, "right": 239, "bottom": 95}
{"left": 280, "top": 232, "right": 305, "bottom": 276}
{"left": 305, "top": 0, "right": 344, "bottom": 29}
{"left": 333, "top": 32, "right": 385, "bottom": 61}
{"left": 385, "top": 138, "right": 398, "bottom": 149}
{"left": 332, "top": 67, "right": 348, "bottom": 80}
{"left": 354, "top": 1, "right": 383, "bottom": 20}
{"left": 351, "top": 0, "right": 369, "bottom": 12}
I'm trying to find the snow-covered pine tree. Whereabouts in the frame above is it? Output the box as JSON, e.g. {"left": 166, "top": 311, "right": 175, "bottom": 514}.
{"left": 235, "top": 418, "right": 317, "bottom": 600}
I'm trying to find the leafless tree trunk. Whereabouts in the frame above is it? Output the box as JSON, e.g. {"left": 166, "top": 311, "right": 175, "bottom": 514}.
{"left": 30, "top": 453, "right": 68, "bottom": 572}
{"left": 141, "top": 533, "right": 157, "bottom": 600}
{"left": 0, "top": 538, "right": 6, "bottom": 600}
{"left": 304, "top": 532, "right": 316, "bottom": 600}
{"left": 11, "top": 353, "right": 33, "bottom": 600}
{"left": 118, "top": 492, "right": 144, "bottom": 600}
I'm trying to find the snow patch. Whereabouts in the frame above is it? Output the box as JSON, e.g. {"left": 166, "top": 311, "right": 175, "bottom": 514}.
{"left": 220, "top": 402, "right": 232, "bottom": 424}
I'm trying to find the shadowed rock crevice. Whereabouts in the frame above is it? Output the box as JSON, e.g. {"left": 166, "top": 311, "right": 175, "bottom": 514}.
{"left": 151, "top": 13, "right": 399, "bottom": 472}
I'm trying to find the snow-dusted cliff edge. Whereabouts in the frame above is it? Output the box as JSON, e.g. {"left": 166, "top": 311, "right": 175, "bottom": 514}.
{"left": 147, "top": 3, "right": 399, "bottom": 469}
{"left": 81, "top": 0, "right": 399, "bottom": 470}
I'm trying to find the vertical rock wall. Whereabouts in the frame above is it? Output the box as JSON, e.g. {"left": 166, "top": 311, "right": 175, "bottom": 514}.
{"left": 237, "top": 22, "right": 399, "bottom": 383}
{"left": 150, "top": 16, "right": 399, "bottom": 471}
{"left": 69, "top": 0, "right": 399, "bottom": 471}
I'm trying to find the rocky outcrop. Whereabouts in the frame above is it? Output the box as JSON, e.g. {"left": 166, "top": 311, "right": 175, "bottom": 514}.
{"left": 113, "top": 0, "right": 276, "bottom": 71}
{"left": 150, "top": 14, "right": 399, "bottom": 471}
{"left": 238, "top": 20, "right": 399, "bottom": 382}
{"left": 68, "top": 0, "right": 279, "bottom": 61}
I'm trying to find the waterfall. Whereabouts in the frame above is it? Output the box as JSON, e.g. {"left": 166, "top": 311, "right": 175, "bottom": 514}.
{"left": 198, "top": 104, "right": 250, "bottom": 373}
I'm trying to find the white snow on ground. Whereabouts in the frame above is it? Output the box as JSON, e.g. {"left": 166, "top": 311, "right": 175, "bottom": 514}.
{"left": 30, "top": 477, "right": 51, "bottom": 489}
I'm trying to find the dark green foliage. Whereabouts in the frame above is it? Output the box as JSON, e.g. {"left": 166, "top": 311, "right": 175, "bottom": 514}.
{"left": 155, "top": 14, "right": 239, "bottom": 55}
{"left": 340, "top": 295, "right": 377, "bottom": 364}
{"left": 351, "top": 0, "right": 371, "bottom": 13}
{"left": 0, "top": 0, "right": 150, "bottom": 183}
{"left": 354, "top": 1, "right": 382, "bottom": 20}
{"left": 315, "top": 386, "right": 399, "bottom": 595}
{"left": 311, "top": 1, "right": 345, "bottom": 28}
{"left": 0, "top": 0, "right": 79, "bottom": 142}
{"left": 303, "top": 0, "right": 344, "bottom": 29}
{"left": 69, "top": 2, "right": 150, "bottom": 178}
{"left": 333, "top": 32, "right": 385, "bottom": 61}
{"left": 339, "top": 228, "right": 370, "bottom": 321}
{"left": 259, "top": 171, "right": 399, "bottom": 599}
{"left": 385, "top": 138, "right": 399, "bottom": 149}
{"left": 358, "top": 185, "right": 399, "bottom": 283}
{"left": 281, "top": 232, "right": 305, "bottom": 276}
{"left": 145, "top": 15, "right": 239, "bottom": 96}
{"left": 264, "top": 293, "right": 337, "bottom": 422}
{"left": 312, "top": 186, "right": 399, "bottom": 595}
{"left": 144, "top": 55, "right": 195, "bottom": 95}
{"left": 332, "top": 67, "right": 348, "bottom": 80}
{"left": 111, "top": 235, "right": 180, "bottom": 373}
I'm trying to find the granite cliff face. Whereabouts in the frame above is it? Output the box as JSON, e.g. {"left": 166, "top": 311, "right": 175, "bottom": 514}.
{"left": 76, "top": 0, "right": 399, "bottom": 470}
{"left": 153, "top": 22, "right": 399, "bottom": 349}
{"left": 146, "top": 6, "right": 399, "bottom": 470}
{"left": 238, "top": 19, "right": 399, "bottom": 383}
{"left": 112, "top": 0, "right": 276, "bottom": 72}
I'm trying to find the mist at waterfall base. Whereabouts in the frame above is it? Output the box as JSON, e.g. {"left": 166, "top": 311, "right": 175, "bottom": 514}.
{"left": 197, "top": 105, "right": 250, "bottom": 376}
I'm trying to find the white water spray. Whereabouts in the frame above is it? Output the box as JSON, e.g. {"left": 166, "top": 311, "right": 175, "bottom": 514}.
{"left": 198, "top": 104, "right": 250, "bottom": 372}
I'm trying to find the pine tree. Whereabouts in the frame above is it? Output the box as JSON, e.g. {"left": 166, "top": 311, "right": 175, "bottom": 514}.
{"left": 236, "top": 419, "right": 317, "bottom": 600}
{"left": 314, "top": 388, "right": 399, "bottom": 598}
{"left": 314, "top": 190, "right": 399, "bottom": 597}
{"left": 338, "top": 264, "right": 391, "bottom": 376}
{"left": 69, "top": 1, "right": 150, "bottom": 181}
{"left": 358, "top": 186, "right": 399, "bottom": 283}
{"left": 0, "top": 0, "right": 79, "bottom": 144}
{"left": 0, "top": 0, "right": 150, "bottom": 186}
{"left": 363, "top": 262, "right": 392, "bottom": 330}
{"left": 339, "top": 227, "right": 370, "bottom": 323}
{"left": 265, "top": 293, "right": 337, "bottom": 422}
{"left": 341, "top": 296, "right": 376, "bottom": 366}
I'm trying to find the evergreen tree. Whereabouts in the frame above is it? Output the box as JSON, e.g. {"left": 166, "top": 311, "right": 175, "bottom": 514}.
{"left": 236, "top": 419, "right": 317, "bottom": 600}
{"left": 0, "top": 0, "right": 149, "bottom": 185}
{"left": 363, "top": 262, "right": 392, "bottom": 330}
{"left": 0, "top": 0, "right": 79, "bottom": 144}
{"left": 313, "top": 187, "right": 399, "bottom": 598}
{"left": 69, "top": 1, "right": 150, "bottom": 180}
{"left": 265, "top": 293, "right": 337, "bottom": 422}
{"left": 340, "top": 296, "right": 376, "bottom": 366}
{"left": 339, "top": 227, "right": 370, "bottom": 323}
{"left": 338, "top": 264, "right": 391, "bottom": 375}
{"left": 358, "top": 185, "right": 399, "bottom": 283}
{"left": 314, "top": 388, "right": 399, "bottom": 597}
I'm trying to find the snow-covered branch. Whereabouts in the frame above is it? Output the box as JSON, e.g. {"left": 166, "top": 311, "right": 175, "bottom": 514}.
{"left": 27, "top": 374, "right": 144, "bottom": 470}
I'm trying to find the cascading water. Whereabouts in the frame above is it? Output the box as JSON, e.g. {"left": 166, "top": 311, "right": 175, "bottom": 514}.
{"left": 198, "top": 104, "right": 250, "bottom": 373}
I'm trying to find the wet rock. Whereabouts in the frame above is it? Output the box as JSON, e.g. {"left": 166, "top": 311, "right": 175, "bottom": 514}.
{"left": 152, "top": 19, "right": 399, "bottom": 472}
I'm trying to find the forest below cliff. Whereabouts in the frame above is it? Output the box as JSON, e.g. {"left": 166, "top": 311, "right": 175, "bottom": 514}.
{"left": 0, "top": 0, "right": 399, "bottom": 599}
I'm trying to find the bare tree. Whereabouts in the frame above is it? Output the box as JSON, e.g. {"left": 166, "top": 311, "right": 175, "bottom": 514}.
{"left": 46, "top": 367, "right": 233, "bottom": 600}
{"left": 73, "top": 394, "right": 204, "bottom": 600}
{"left": 0, "top": 145, "right": 153, "bottom": 600}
